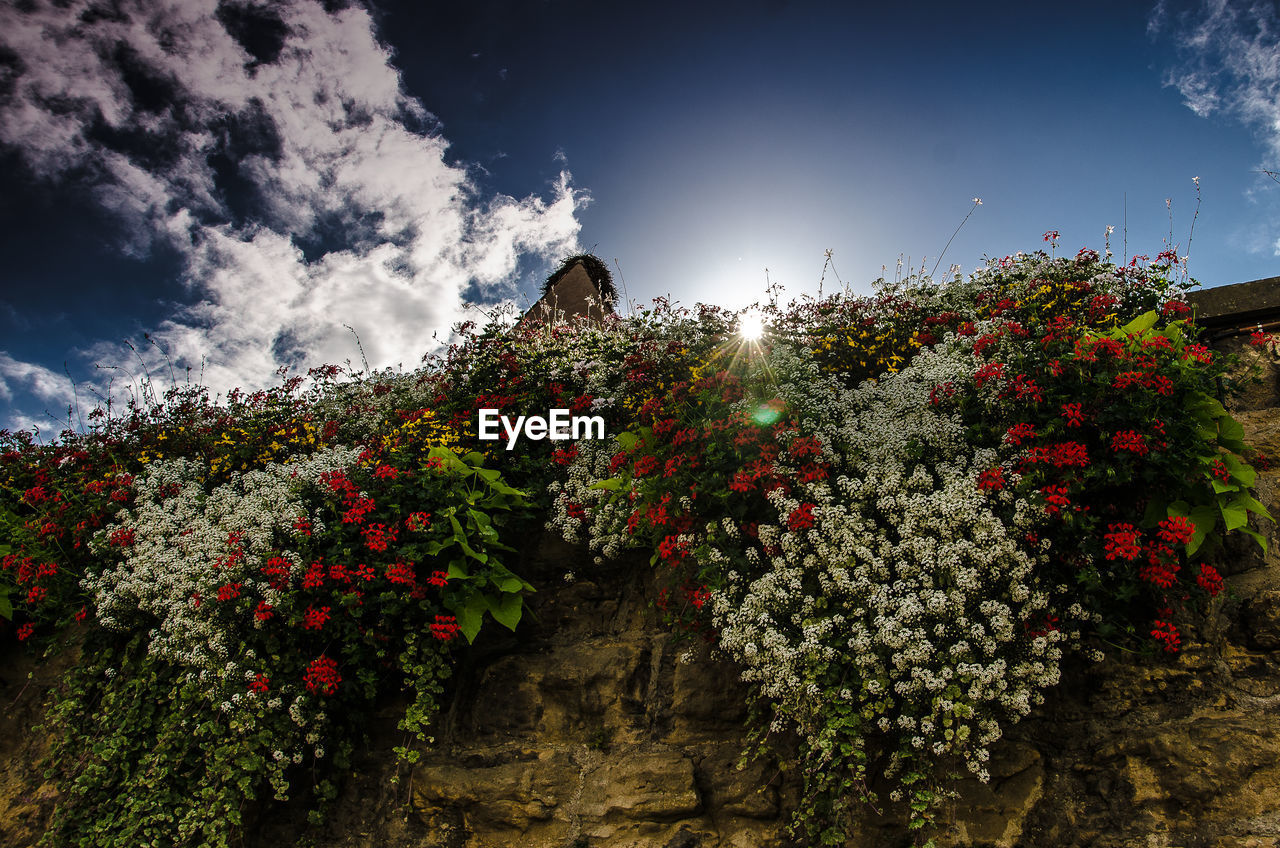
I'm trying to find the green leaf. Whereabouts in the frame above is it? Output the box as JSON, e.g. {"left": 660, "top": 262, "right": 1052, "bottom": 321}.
{"left": 461, "top": 451, "right": 487, "bottom": 467}
{"left": 1211, "top": 478, "right": 1239, "bottom": 494}
{"left": 1220, "top": 501, "right": 1248, "bottom": 532}
{"left": 1237, "top": 525, "right": 1268, "bottom": 553}
{"left": 616, "top": 431, "right": 640, "bottom": 451}
{"left": 1189, "top": 393, "right": 1227, "bottom": 418}
{"left": 446, "top": 560, "right": 470, "bottom": 580}
{"left": 0, "top": 590, "right": 12, "bottom": 621}
{"left": 1120, "top": 311, "right": 1158, "bottom": 335}
{"left": 1222, "top": 453, "right": 1257, "bottom": 487}
{"left": 1218, "top": 416, "right": 1245, "bottom": 445}
{"left": 486, "top": 592, "right": 524, "bottom": 631}
{"left": 454, "top": 595, "right": 487, "bottom": 644}
{"left": 1187, "top": 505, "right": 1218, "bottom": 555}
{"left": 1236, "top": 493, "right": 1272, "bottom": 519}
{"left": 1166, "top": 500, "right": 1191, "bottom": 518}
{"left": 589, "top": 477, "right": 623, "bottom": 491}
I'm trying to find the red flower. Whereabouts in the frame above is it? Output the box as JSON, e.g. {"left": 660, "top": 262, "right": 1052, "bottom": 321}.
{"left": 1041, "top": 484, "right": 1070, "bottom": 516}
{"left": 973, "top": 361, "right": 1006, "bottom": 386}
{"left": 16, "top": 622, "right": 34, "bottom": 641}
{"left": 687, "top": 586, "right": 711, "bottom": 610}
{"left": 249, "top": 673, "right": 270, "bottom": 693}
{"left": 1004, "top": 374, "right": 1043, "bottom": 403}
{"left": 303, "top": 605, "right": 332, "bottom": 630}
{"left": 728, "top": 472, "right": 756, "bottom": 493}
{"left": 1183, "top": 344, "right": 1212, "bottom": 365}
{"left": 929, "top": 382, "right": 956, "bottom": 406}
{"left": 1156, "top": 516, "right": 1195, "bottom": 547}
{"left": 302, "top": 561, "right": 326, "bottom": 589}
{"left": 1103, "top": 523, "right": 1142, "bottom": 561}
{"left": 386, "top": 561, "right": 416, "bottom": 585}
{"left": 1139, "top": 558, "right": 1180, "bottom": 589}
{"left": 361, "top": 522, "right": 398, "bottom": 552}
{"left": 633, "top": 455, "right": 659, "bottom": 477}
{"left": 427, "top": 570, "right": 449, "bottom": 587}
{"left": 254, "top": 601, "right": 274, "bottom": 622}
{"left": 787, "top": 503, "right": 816, "bottom": 532}
{"left": 374, "top": 464, "right": 401, "bottom": 480}
{"left": 1196, "top": 564, "right": 1223, "bottom": 596}
{"left": 108, "top": 527, "right": 136, "bottom": 548}
{"left": 1151, "top": 620, "right": 1181, "bottom": 653}
{"left": 1060, "top": 403, "right": 1084, "bottom": 427}
{"left": 565, "top": 502, "right": 586, "bottom": 521}
{"left": 1004, "top": 423, "right": 1037, "bottom": 446}
{"left": 304, "top": 656, "right": 342, "bottom": 695}
{"left": 216, "top": 582, "right": 242, "bottom": 602}
{"left": 788, "top": 436, "right": 822, "bottom": 460}
{"left": 977, "top": 467, "right": 1006, "bottom": 492}
{"left": 658, "top": 534, "right": 689, "bottom": 565}
{"left": 292, "top": 517, "right": 312, "bottom": 536}
{"left": 551, "top": 444, "right": 579, "bottom": 466}
{"left": 430, "top": 615, "right": 461, "bottom": 641}
{"left": 405, "top": 511, "right": 432, "bottom": 532}
{"left": 797, "top": 463, "right": 829, "bottom": 483}
{"left": 342, "top": 496, "right": 376, "bottom": 525}
{"left": 1110, "top": 430, "right": 1148, "bottom": 456}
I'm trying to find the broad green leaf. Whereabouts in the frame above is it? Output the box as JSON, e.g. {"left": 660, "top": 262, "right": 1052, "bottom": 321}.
{"left": 1187, "top": 505, "right": 1218, "bottom": 556}
{"left": 1220, "top": 501, "right": 1248, "bottom": 532}
{"left": 1218, "top": 417, "right": 1245, "bottom": 444}
{"left": 616, "top": 431, "right": 640, "bottom": 451}
{"left": 1211, "top": 478, "right": 1238, "bottom": 494}
{"left": 1237, "top": 525, "right": 1268, "bottom": 553}
{"left": 1142, "top": 498, "right": 1168, "bottom": 527}
{"left": 457, "top": 538, "right": 487, "bottom": 564}
{"left": 455, "top": 595, "right": 487, "bottom": 644}
{"left": 1188, "top": 393, "right": 1227, "bottom": 418}
{"left": 1222, "top": 453, "right": 1257, "bottom": 488}
{"left": 1121, "top": 311, "right": 1158, "bottom": 335}
{"left": 486, "top": 592, "right": 523, "bottom": 631}
{"left": 461, "top": 451, "right": 487, "bottom": 467}
{"left": 1236, "top": 493, "right": 1272, "bottom": 519}
{"left": 589, "top": 477, "right": 623, "bottom": 491}
{"left": 0, "top": 591, "right": 12, "bottom": 621}
{"left": 446, "top": 560, "right": 470, "bottom": 579}
{"left": 1166, "top": 500, "right": 1191, "bottom": 518}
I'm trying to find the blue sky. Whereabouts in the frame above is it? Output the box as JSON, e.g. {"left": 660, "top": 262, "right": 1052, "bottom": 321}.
{"left": 1, "top": 0, "right": 1278, "bottom": 433}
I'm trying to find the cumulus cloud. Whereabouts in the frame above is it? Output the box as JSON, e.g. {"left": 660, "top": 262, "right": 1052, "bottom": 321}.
{"left": 0, "top": 0, "right": 584, "bottom": 416}
{"left": 1152, "top": 0, "right": 1280, "bottom": 163}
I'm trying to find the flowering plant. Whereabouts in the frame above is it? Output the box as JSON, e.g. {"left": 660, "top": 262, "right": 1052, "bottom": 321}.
{"left": 0, "top": 247, "right": 1268, "bottom": 847}
{"left": 550, "top": 248, "right": 1267, "bottom": 842}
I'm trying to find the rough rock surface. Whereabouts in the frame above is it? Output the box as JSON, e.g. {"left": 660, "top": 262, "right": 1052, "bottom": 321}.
{"left": 3, "top": 305, "right": 1280, "bottom": 848}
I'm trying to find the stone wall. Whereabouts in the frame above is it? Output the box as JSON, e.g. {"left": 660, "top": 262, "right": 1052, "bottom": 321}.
{"left": 4, "top": 280, "right": 1280, "bottom": 848}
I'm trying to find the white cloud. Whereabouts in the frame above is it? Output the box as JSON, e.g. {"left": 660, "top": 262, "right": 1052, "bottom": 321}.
{"left": 1153, "top": 0, "right": 1280, "bottom": 164}
{"left": 0, "top": 0, "right": 584, "bottom": 419}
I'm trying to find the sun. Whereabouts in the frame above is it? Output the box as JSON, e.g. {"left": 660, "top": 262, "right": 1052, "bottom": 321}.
{"left": 738, "top": 310, "right": 765, "bottom": 341}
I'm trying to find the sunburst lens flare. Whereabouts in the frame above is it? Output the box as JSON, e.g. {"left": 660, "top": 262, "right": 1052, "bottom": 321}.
{"left": 739, "top": 310, "right": 765, "bottom": 341}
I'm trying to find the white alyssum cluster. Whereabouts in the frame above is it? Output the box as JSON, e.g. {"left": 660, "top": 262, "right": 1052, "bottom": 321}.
{"left": 552, "top": 329, "right": 1083, "bottom": 800}
{"left": 87, "top": 446, "right": 360, "bottom": 712}
{"left": 710, "top": 340, "right": 1077, "bottom": 782}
